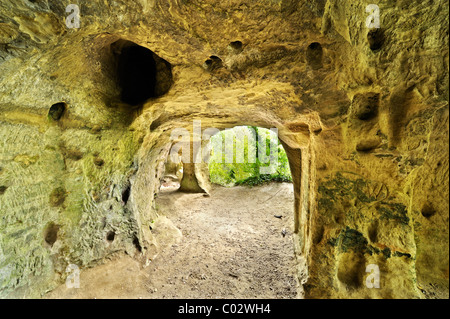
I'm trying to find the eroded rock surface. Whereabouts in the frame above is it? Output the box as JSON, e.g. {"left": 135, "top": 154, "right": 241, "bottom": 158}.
{"left": 0, "top": 0, "right": 448, "bottom": 298}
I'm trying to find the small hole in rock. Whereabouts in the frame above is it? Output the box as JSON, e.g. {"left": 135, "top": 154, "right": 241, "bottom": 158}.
{"left": 0, "top": 186, "right": 8, "bottom": 195}
{"left": 335, "top": 215, "right": 343, "bottom": 224}
{"left": 133, "top": 235, "right": 142, "bottom": 252}
{"left": 337, "top": 253, "right": 365, "bottom": 289}
{"left": 48, "top": 102, "right": 66, "bottom": 121}
{"left": 368, "top": 222, "right": 378, "bottom": 243}
{"left": 150, "top": 116, "right": 163, "bottom": 131}
{"left": 306, "top": 42, "right": 323, "bottom": 69}
{"left": 44, "top": 223, "right": 59, "bottom": 247}
{"left": 94, "top": 157, "right": 104, "bottom": 167}
{"left": 203, "top": 56, "right": 223, "bottom": 71}
{"left": 228, "top": 41, "right": 243, "bottom": 54}
{"left": 106, "top": 231, "right": 116, "bottom": 242}
{"left": 59, "top": 143, "right": 84, "bottom": 161}
{"left": 308, "top": 42, "right": 321, "bottom": 50}
{"left": 122, "top": 186, "right": 131, "bottom": 204}
{"left": 313, "top": 226, "right": 324, "bottom": 244}
{"left": 67, "top": 149, "right": 83, "bottom": 161}
{"left": 367, "top": 28, "right": 384, "bottom": 51}
{"left": 421, "top": 203, "right": 436, "bottom": 219}
{"left": 352, "top": 93, "right": 380, "bottom": 121}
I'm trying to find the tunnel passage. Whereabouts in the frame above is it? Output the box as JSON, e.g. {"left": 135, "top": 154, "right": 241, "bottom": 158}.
{"left": 112, "top": 40, "right": 173, "bottom": 106}
{"left": 159, "top": 126, "right": 295, "bottom": 194}
{"left": 159, "top": 160, "right": 183, "bottom": 193}
{"left": 148, "top": 126, "right": 300, "bottom": 298}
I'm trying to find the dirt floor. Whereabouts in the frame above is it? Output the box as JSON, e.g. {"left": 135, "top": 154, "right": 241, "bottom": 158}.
{"left": 45, "top": 182, "right": 302, "bottom": 299}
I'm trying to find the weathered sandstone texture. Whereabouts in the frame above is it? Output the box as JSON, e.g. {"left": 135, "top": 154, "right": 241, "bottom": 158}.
{"left": 0, "top": 0, "right": 448, "bottom": 298}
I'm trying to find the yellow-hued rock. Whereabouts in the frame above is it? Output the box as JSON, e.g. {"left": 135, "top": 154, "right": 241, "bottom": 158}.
{"left": 0, "top": 0, "right": 448, "bottom": 298}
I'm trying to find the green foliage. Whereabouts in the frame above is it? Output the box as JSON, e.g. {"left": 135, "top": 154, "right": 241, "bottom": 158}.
{"left": 208, "top": 126, "right": 292, "bottom": 187}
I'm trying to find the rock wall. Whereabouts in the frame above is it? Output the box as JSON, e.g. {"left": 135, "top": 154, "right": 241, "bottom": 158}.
{"left": 0, "top": 0, "right": 448, "bottom": 298}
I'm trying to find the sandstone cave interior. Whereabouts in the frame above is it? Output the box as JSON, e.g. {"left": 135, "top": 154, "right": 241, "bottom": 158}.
{"left": 0, "top": 0, "right": 448, "bottom": 300}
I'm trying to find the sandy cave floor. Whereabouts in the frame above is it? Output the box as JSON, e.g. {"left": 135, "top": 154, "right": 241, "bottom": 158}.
{"left": 45, "top": 182, "right": 302, "bottom": 299}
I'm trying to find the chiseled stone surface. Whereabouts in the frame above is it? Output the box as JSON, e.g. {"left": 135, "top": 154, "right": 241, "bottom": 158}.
{"left": 0, "top": 0, "right": 448, "bottom": 298}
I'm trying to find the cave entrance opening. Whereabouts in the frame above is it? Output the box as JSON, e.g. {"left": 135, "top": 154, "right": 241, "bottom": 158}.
{"left": 110, "top": 39, "right": 173, "bottom": 106}
{"left": 153, "top": 125, "right": 301, "bottom": 298}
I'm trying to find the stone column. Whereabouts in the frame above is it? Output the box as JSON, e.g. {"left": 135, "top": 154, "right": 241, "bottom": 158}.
{"left": 179, "top": 139, "right": 207, "bottom": 193}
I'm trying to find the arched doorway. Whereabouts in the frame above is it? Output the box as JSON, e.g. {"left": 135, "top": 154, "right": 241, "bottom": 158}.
{"left": 150, "top": 125, "right": 303, "bottom": 298}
